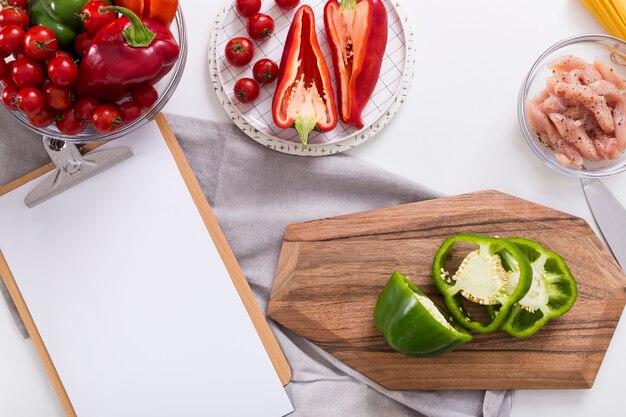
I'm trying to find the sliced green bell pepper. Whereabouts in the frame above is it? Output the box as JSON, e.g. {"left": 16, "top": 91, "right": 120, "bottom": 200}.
{"left": 489, "top": 238, "right": 578, "bottom": 338}
{"left": 374, "top": 271, "right": 472, "bottom": 357}
{"left": 432, "top": 234, "right": 533, "bottom": 334}
{"left": 28, "top": 0, "right": 110, "bottom": 48}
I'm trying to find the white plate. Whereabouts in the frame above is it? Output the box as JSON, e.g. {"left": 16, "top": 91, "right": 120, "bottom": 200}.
{"left": 209, "top": 0, "right": 414, "bottom": 156}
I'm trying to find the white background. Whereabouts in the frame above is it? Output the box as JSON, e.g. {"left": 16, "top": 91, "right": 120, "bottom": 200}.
{"left": 1, "top": 0, "right": 625, "bottom": 416}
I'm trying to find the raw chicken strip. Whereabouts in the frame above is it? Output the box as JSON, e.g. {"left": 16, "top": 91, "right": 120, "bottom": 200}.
{"left": 549, "top": 55, "right": 590, "bottom": 72}
{"left": 594, "top": 133, "right": 621, "bottom": 160}
{"left": 594, "top": 58, "right": 626, "bottom": 89}
{"left": 527, "top": 101, "right": 584, "bottom": 167}
{"left": 554, "top": 82, "right": 615, "bottom": 134}
{"left": 565, "top": 68, "right": 602, "bottom": 85}
{"left": 613, "top": 97, "right": 626, "bottom": 152}
{"left": 589, "top": 80, "right": 621, "bottom": 105}
{"left": 549, "top": 112, "right": 601, "bottom": 161}
{"left": 540, "top": 95, "right": 567, "bottom": 114}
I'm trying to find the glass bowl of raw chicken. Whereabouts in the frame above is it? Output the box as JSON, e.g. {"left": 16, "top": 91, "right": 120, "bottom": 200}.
{"left": 519, "top": 34, "right": 626, "bottom": 178}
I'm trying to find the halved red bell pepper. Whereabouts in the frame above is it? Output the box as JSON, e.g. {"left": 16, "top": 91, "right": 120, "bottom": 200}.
{"left": 272, "top": 5, "right": 338, "bottom": 148}
{"left": 324, "top": 0, "right": 388, "bottom": 129}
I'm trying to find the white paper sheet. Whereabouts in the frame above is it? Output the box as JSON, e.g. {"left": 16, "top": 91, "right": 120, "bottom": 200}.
{"left": 0, "top": 121, "right": 293, "bottom": 417}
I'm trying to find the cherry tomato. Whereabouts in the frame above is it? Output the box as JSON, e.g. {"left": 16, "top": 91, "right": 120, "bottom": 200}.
{"left": 225, "top": 37, "right": 254, "bottom": 67}
{"left": 119, "top": 100, "right": 141, "bottom": 123}
{"left": 233, "top": 77, "right": 259, "bottom": 103}
{"left": 130, "top": 83, "right": 158, "bottom": 109}
{"left": 82, "top": 1, "right": 116, "bottom": 34}
{"left": 1, "top": 60, "right": 14, "bottom": 86}
{"left": 0, "top": 25, "right": 24, "bottom": 55}
{"left": 47, "top": 56, "right": 78, "bottom": 86}
{"left": 275, "top": 0, "right": 300, "bottom": 9}
{"left": 248, "top": 14, "right": 274, "bottom": 40}
{"left": 56, "top": 107, "right": 86, "bottom": 135}
{"left": 11, "top": 57, "right": 44, "bottom": 87}
{"left": 236, "top": 0, "right": 261, "bottom": 17}
{"left": 0, "top": 7, "right": 29, "bottom": 30}
{"left": 23, "top": 26, "right": 58, "bottom": 61}
{"left": 43, "top": 83, "right": 74, "bottom": 111}
{"left": 1, "top": 82, "right": 18, "bottom": 110}
{"left": 75, "top": 31, "right": 93, "bottom": 56}
{"left": 28, "top": 106, "right": 56, "bottom": 128}
{"left": 5, "top": 0, "right": 28, "bottom": 9}
{"left": 252, "top": 58, "right": 279, "bottom": 85}
{"left": 0, "top": 58, "right": 6, "bottom": 80}
{"left": 92, "top": 104, "right": 123, "bottom": 133}
{"left": 74, "top": 97, "right": 100, "bottom": 121}
{"left": 15, "top": 87, "right": 45, "bottom": 115}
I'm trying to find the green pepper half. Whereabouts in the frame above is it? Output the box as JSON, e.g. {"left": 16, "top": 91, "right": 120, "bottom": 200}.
{"left": 28, "top": 0, "right": 110, "bottom": 48}
{"left": 432, "top": 234, "right": 533, "bottom": 334}
{"left": 374, "top": 271, "right": 473, "bottom": 357}
{"left": 489, "top": 238, "right": 578, "bottom": 338}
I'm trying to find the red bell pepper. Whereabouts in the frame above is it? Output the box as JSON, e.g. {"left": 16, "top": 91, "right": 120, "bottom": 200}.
{"left": 324, "top": 0, "right": 387, "bottom": 129}
{"left": 272, "top": 5, "right": 337, "bottom": 148}
{"left": 74, "top": 6, "right": 179, "bottom": 102}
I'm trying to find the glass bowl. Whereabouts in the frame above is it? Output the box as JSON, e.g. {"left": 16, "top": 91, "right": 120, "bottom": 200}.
{"left": 518, "top": 34, "right": 626, "bottom": 178}
{"left": 0, "top": 7, "right": 188, "bottom": 144}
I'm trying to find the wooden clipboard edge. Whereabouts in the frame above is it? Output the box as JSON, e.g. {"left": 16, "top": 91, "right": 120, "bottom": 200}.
{"left": 0, "top": 252, "right": 77, "bottom": 417}
{"left": 0, "top": 113, "right": 291, "bottom": 415}
{"left": 154, "top": 114, "right": 291, "bottom": 385}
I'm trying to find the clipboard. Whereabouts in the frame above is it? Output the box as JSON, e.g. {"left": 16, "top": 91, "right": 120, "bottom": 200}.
{"left": 0, "top": 113, "right": 291, "bottom": 417}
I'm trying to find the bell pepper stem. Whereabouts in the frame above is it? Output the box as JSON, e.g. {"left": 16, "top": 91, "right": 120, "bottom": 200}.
{"left": 100, "top": 6, "right": 156, "bottom": 48}
{"left": 340, "top": 0, "right": 357, "bottom": 11}
{"left": 294, "top": 115, "right": 317, "bottom": 149}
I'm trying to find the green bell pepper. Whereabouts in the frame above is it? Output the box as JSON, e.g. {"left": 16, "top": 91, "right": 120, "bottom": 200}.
{"left": 374, "top": 271, "right": 472, "bottom": 357}
{"left": 28, "top": 0, "right": 110, "bottom": 48}
{"left": 432, "top": 234, "right": 533, "bottom": 334}
{"left": 488, "top": 238, "right": 578, "bottom": 338}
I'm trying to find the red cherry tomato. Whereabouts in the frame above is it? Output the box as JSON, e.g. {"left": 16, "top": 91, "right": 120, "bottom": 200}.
{"left": 130, "top": 83, "right": 158, "bottom": 109}
{"left": 252, "top": 58, "right": 279, "bottom": 85}
{"left": 11, "top": 57, "right": 44, "bottom": 87}
{"left": 81, "top": 1, "right": 116, "bottom": 34}
{"left": 74, "top": 97, "right": 100, "bottom": 121}
{"left": 247, "top": 13, "right": 274, "bottom": 40}
{"left": 0, "top": 7, "right": 30, "bottom": 30}
{"left": 56, "top": 107, "right": 86, "bottom": 135}
{"left": 5, "top": 0, "right": 28, "bottom": 9}
{"left": 28, "top": 106, "right": 56, "bottom": 128}
{"left": 74, "top": 31, "right": 93, "bottom": 56}
{"left": 43, "top": 83, "right": 74, "bottom": 111}
{"left": 119, "top": 100, "right": 141, "bottom": 123}
{"left": 1, "top": 60, "right": 14, "bottom": 86}
{"left": 225, "top": 37, "right": 254, "bottom": 67}
{"left": 47, "top": 56, "right": 78, "bottom": 86}
{"left": 0, "top": 25, "right": 25, "bottom": 55}
{"left": 236, "top": 0, "right": 261, "bottom": 17}
{"left": 1, "top": 83, "right": 18, "bottom": 110}
{"left": 92, "top": 104, "right": 123, "bottom": 133}
{"left": 233, "top": 77, "right": 259, "bottom": 103}
{"left": 275, "top": 0, "right": 300, "bottom": 9}
{"left": 23, "top": 26, "right": 58, "bottom": 61}
{"left": 15, "top": 87, "right": 45, "bottom": 115}
{"left": 0, "top": 59, "right": 6, "bottom": 80}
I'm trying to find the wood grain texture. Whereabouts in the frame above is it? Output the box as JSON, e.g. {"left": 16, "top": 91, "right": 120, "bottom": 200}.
{"left": 268, "top": 190, "right": 626, "bottom": 390}
{"left": 0, "top": 114, "right": 291, "bottom": 417}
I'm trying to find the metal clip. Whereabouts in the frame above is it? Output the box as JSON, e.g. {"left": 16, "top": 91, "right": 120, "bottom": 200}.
{"left": 24, "top": 138, "right": 133, "bottom": 208}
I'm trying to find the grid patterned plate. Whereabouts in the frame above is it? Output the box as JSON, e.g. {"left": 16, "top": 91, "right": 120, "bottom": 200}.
{"left": 209, "top": 0, "right": 414, "bottom": 156}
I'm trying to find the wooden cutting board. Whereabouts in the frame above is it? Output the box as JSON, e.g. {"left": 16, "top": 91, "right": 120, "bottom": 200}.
{"left": 268, "top": 190, "right": 626, "bottom": 390}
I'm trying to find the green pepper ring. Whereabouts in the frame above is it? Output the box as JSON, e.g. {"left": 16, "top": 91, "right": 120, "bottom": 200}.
{"left": 432, "top": 234, "right": 533, "bottom": 334}
{"left": 487, "top": 237, "right": 578, "bottom": 338}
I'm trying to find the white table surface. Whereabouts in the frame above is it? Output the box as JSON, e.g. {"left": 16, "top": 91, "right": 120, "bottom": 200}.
{"left": 2, "top": 0, "right": 625, "bottom": 416}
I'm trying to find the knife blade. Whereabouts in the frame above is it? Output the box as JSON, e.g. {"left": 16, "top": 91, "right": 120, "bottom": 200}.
{"left": 581, "top": 178, "right": 626, "bottom": 269}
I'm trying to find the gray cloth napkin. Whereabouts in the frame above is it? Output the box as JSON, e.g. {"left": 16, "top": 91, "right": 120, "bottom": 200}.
{"left": 0, "top": 109, "right": 512, "bottom": 417}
